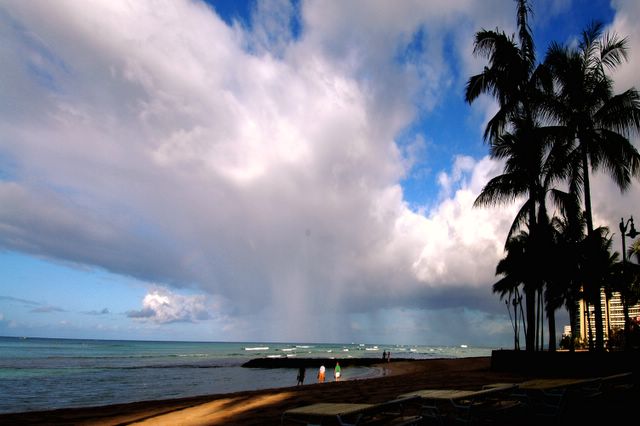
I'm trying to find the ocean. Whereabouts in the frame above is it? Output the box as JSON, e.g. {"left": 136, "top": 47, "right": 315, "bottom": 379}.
{"left": 0, "top": 336, "right": 493, "bottom": 414}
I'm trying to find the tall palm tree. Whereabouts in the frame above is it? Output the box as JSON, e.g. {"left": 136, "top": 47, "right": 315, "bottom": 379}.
{"left": 543, "top": 22, "right": 640, "bottom": 351}
{"left": 474, "top": 121, "right": 547, "bottom": 351}
{"left": 549, "top": 206, "right": 586, "bottom": 352}
{"left": 466, "top": 0, "right": 546, "bottom": 351}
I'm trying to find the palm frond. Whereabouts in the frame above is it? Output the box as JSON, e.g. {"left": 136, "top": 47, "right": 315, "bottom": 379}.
{"left": 591, "top": 129, "right": 640, "bottom": 188}
{"left": 599, "top": 31, "right": 629, "bottom": 71}
{"left": 516, "top": 0, "right": 535, "bottom": 67}
{"left": 473, "top": 173, "right": 526, "bottom": 207}
{"left": 594, "top": 89, "right": 640, "bottom": 137}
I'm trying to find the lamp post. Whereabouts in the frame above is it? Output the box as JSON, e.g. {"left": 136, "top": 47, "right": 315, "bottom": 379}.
{"left": 620, "top": 216, "right": 639, "bottom": 265}
{"left": 619, "top": 216, "right": 639, "bottom": 350}
{"left": 505, "top": 292, "right": 523, "bottom": 350}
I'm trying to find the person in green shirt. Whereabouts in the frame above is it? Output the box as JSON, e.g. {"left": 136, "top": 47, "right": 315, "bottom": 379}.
{"left": 334, "top": 362, "right": 341, "bottom": 381}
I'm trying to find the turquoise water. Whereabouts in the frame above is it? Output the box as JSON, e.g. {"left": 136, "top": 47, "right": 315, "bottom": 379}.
{"left": 0, "top": 337, "right": 493, "bottom": 414}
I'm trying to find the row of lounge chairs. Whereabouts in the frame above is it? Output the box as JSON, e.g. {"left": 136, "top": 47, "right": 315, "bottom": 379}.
{"left": 280, "top": 371, "right": 634, "bottom": 425}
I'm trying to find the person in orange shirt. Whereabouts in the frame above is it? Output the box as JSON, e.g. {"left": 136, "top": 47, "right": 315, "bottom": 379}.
{"left": 317, "top": 365, "right": 325, "bottom": 382}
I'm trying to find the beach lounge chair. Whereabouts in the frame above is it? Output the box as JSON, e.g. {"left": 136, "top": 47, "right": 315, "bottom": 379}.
{"left": 599, "top": 371, "right": 633, "bottom": 391}
{"left": 357, "top": 396, "right": 423, "bottom": 425}
{"left": 449, "top": 385, "right": 523, "bottom": 425}
{"left": 280, "top": 396, "right": 422, "bottom": 426}
{"left": 416, "top": 403, "right": 445, "bottom": 426}
{"left": 514, "top": 377, "right": 601, "bottom": 424}
{"left": 398, "top": 384, "right": 520, "bottom": 425}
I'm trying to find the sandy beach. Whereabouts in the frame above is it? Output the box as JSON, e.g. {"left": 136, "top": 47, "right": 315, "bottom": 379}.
{"left": 0, "top": 356, "right": 636, "bottom": 425}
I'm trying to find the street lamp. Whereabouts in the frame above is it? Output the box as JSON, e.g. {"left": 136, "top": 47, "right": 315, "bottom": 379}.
{"left": 618, "top": 216, "right": 639, "bottom": 349}
{"left": 620, "top": 216, "right": 639, "bottom": 265}
{"left": 505, "top": 293, "right": 522, "bottom": 350}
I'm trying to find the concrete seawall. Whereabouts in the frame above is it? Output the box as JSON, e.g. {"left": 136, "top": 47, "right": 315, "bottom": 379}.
{"left": 491, "top": 349, "right": 639, "bottom": 379}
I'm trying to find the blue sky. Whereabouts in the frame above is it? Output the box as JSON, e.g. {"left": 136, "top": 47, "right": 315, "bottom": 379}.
{"left": 1, "top": 0, "right": 639, "bottom": 346}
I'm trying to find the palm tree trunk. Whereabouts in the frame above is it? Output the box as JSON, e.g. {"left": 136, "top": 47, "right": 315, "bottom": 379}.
{"left": 621, "top": 292, "right": 631, "bottom": 351}
{"left": 548, "top": 305, "right": 556, "bottom": 351}
{"left": 536, "top": 290, "right": 540, "bottom": 351}
{"left": 525, "top": 244, "right": 537, "bottom": 351}
{"left": 525, "top": 175, "right": 538, "bottom": 351}
{"left": 581, "top": 142, "right": 605, "bottom": 351}
{"left": 538, "top": 289, "right": 543, "bottom": 350}
{"left": 525, "top": 286, "right": 536, "bottom": 351}
{"left": 605, "top": 291, "right": 611, "bottom": 349}
{"left": 586, "top": 301, "right": 594, "bottom": 351}
{"left": 519, "top": 293, "right": 527, "bottom": 349}
{"left": 569, "top": 302, "right": 576, "bottom": 352}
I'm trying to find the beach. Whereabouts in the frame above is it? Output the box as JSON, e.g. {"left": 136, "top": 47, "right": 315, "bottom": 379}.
{"left": 2, "top": 355, "right": 636, "bottom": 425}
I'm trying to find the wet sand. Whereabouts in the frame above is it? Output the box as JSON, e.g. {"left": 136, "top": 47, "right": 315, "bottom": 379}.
{"left": 0, "top": 356, "right": 636, "bottom": 425}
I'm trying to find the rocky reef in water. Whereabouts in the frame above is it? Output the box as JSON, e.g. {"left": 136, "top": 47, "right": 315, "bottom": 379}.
{"left": 242, "top": 357, "right": 415, "bottom": 368}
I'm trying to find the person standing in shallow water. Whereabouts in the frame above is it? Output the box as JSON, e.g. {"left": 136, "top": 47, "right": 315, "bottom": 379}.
{"left": 296, "top": 366, "right": 305, "bottom": 385}
{"left": 317, "top": 365, "right": 325, "bottom": 383}
{"left": 334, "top": 362, "right": 341, "bottom": 381}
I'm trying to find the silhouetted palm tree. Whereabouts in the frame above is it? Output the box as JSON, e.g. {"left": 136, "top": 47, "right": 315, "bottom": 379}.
{"left": 466, "top": 0, "right": 548, "bottom": 351}
{"left": 475, "top": 120, "right": 553, "bottom": 351}
{"left": 549, "top": 206, "right": 586, "bottom": 352}
{"left": 543, "top": 22, "right": 640, "bottom": 351}
{"left": 580, "top": 226, "right": 616, "bottom": 349}
{"left": 610, "top": 243, "right": 640, "bottom": 349}
{"left": 493, "top": 231, "right": 529, "bottom": 349}
{"left": 629, "top": 239, "right": 640, "bottom": 263}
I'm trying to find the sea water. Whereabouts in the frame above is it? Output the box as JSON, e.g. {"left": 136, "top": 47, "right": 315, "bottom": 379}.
{"left": 0, "top": 336, "right": 493, "bottom": 414}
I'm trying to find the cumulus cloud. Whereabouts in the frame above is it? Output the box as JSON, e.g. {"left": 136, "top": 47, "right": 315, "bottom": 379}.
{"left": 0, "top": 0, "right": 633, "bottom": 343}
{"left": 126, "top": 288, "right": 213, "bottom": 324}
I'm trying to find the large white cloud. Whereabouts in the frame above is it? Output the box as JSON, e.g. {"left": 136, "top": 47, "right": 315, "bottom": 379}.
{"left": 594, "top": 0, "right": 640, "bottom": 249}
{"left": 1, "top": 0, "right": 635, "bottom": 343}
{"left": 127, "top": 288, "right": 215, "bottom": 324}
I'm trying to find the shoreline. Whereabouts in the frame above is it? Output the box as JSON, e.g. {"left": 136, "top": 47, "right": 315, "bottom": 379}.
{"left": 1, "top": 355, "right": 636, "bottom": 425}
{"left": 0, "top": 357, "right": 503, "bottom": 425}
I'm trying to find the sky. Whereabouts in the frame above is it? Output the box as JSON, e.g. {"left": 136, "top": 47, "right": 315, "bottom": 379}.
{"left": 1, "top": 0, "right": 640, "bottom": 347}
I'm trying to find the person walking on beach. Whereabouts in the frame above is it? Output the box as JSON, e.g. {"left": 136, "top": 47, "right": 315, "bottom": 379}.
{"left": 296, "top": 366, "right": 306, "bottom": 386}
{"left": 334, "top": 362, "right": 341, "bottom": 381}
{"left": 317, "top": 365, "right": 325, "bottom": 383}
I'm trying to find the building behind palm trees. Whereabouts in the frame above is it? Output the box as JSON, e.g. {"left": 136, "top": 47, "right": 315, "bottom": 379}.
{"left": 575, "top": 291, "right": 640, "bottom": 346}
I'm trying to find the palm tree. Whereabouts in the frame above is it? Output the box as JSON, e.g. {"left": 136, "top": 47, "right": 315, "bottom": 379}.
{"left": 629, "top": 239, "right": 640, "bottom": 263}
{"left": 580, "top": 227, "right": 617, "bottom": 350}
{"left": 539, "top": 213, "right": 561, "bottom": 351}
{"left": 610, "top": 241, "right": 640, "bottom": 349}
{"left": 543, "top": 22, "right": 640, "bottom": 351}
{"left": 474, "top": 121, "right": 549, "bottom": 351}
{"left": 549, "top": 206, "right": 586, "bottom": 352}
{"left": 493, "top": 231, "right": 529, "bottom": 349}
{"left": 465, "top": 0, "right": 538, "bottom": 142}
{"left": 466, "top": 0, "right": 546, "bottom": 351}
